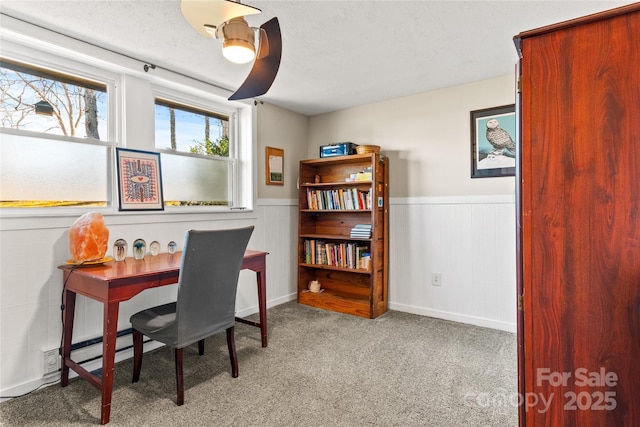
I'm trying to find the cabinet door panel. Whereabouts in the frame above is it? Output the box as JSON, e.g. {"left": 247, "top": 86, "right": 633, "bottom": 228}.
{"left": 518, "top": 8, "right": 640, "bottom": 426}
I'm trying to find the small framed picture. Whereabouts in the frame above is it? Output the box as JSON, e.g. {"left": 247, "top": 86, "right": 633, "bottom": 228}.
{"left": 266, "top": 146, "right": 284, "bottom": 185}
{"left": 470, "top": 104, "right": 516, "bottom": 178}
{"left": 116, "top": 148, "right": 164, "bottom": 211}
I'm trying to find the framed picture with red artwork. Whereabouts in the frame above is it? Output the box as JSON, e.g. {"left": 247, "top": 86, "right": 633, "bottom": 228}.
{"left": 116, "top": 148, "right": 164, "bottom": 211}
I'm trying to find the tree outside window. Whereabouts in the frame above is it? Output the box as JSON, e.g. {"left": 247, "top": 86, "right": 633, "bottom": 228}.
{"left": 154, "top": 99, "right": 229, "bottom": 157}
{"left": 0, "top": 59, "right": 107, "bottom": 139}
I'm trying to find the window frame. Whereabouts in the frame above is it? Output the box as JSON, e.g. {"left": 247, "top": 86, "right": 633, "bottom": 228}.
{"left": 0, "top": 42, "right": 119, "bottom": 214}
{"left": 0, "top": 39, "right": 119, "bottom": 144}
{"left": 152, "top": 86, "right": 246, "bottom": 211}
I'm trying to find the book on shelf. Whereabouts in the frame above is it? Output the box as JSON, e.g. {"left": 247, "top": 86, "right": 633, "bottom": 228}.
{"left": 350, "top": 223, "right": 372, "bottom": 238}
{"left": 302, "top": 238, "right": 369, "bottom": 270}
{"left": 305, "top": 188, "right": 372, "bottom": 210}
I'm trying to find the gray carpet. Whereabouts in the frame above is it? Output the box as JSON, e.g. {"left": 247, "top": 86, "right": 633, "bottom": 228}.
{"left": 0, "top": 302, "right": 518, "bottom": 426}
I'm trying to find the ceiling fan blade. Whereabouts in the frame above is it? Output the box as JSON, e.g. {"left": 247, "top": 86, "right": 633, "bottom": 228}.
{"left": 229, "top": 17, "right": 281, "bottom": 101}
{"left": 181, "top": 0, "right": 261, "bottom": 38}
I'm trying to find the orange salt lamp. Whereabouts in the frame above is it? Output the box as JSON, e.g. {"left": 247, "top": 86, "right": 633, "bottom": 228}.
{"left": 69, "top": 211, "right": 109, "bottom": 262}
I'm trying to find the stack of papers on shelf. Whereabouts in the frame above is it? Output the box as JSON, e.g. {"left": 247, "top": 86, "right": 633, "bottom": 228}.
{"left": 350, "top": 224, "right": 372, "bottom": 238}
{"left": 355, "top": 166, "right": 373, "bottom": 181}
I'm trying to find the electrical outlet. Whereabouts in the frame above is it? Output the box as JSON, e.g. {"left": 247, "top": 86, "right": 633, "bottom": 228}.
{"left": 431, "top": 273, "right": 442, "bottom": 287}
{"left": 42, "top": 348, "right": 60, "bottom": 376}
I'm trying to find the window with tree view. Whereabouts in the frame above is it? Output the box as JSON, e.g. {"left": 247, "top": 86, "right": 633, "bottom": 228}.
{"left": 155, "top": 98, "right": 233, "bottom": 207}
{"left": 0, "top": 59, "right": 109, "bottom": 208}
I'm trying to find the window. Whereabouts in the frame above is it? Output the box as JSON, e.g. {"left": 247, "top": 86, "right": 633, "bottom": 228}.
{"left": 154, "top": 97, "right": 236, "bottom": 207}
{"left": 0, "top": 59, "right": 108, "bottom": 139}
{"left": 155, "top": 98, "right": 228, "bottom": 156}
{"left": 0, "top": 58, "right": 111, "bottom": 208}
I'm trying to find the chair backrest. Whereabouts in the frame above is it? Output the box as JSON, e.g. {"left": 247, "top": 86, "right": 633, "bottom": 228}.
{"left": 174, "top": 226, "right": 254, "bottom": 347}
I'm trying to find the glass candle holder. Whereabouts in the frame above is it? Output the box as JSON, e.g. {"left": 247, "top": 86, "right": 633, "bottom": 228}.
{"left": 167, "top": 241, "right": 177, "bottom": 254}
{"left": 113, "top": 239, "right": 128, "bottom": 262}
{"left": 149, "top": 241, "right": 160, "bottom": 256}
{"left": 133, "top": 238, "right": 146, "bottom": 260}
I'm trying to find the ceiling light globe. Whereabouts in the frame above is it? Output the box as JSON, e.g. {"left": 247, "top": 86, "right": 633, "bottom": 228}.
{"left": 222, "top": 43, "right": 255, "bottom": 64}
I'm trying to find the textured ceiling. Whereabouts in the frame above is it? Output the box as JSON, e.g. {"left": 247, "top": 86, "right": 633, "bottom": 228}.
{"left": 0, "top": 0, "right": 635, "bottom": 116}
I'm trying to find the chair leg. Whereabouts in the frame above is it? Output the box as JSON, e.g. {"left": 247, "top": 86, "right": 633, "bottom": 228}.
{"left": 132, "top": 329, "right": 143, "bottom": 383}
{"left": 198, "top": 339, "right": 205, "bottom": 355}
{"left": 226, "top": 326, "right": 238, "bottom": 378}
{"left": 175, "top": 348, "right": 184, "bottom": 406}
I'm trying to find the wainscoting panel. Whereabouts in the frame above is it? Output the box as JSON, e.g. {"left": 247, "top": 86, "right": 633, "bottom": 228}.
{"left": 256, "top": 200, "right": 298, "bottom": 308}
{"left": 388, "top": 196, "right": 517, "bottom": 332}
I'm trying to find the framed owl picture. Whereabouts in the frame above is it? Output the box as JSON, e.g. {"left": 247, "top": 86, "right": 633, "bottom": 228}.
{"left": 470, "top": 104, "right": 516, "bottom": 178}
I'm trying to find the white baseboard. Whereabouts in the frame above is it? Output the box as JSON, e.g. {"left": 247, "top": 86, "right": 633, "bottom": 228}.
{"left": 235, "top": 293, "right": 297, "bottom": 319}
{"left": 389, "top": 302, "right": 516, "bottom": 333}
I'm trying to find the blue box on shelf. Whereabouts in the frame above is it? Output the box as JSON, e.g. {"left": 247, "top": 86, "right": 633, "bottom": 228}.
{"left": 320, "top": 142, "right": 357, "bottom": 158}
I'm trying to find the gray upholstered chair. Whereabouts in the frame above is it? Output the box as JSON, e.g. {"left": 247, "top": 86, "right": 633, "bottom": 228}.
{"left": 130, "top": 226, "right": 254, "bottom": 405}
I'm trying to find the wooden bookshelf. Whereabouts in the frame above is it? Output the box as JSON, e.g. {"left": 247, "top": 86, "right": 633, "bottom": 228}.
{"left": 297, "top": 153, "right": 388, "bottom": 318}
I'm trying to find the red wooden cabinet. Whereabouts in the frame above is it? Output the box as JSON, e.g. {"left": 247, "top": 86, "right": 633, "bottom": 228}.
{"left": 514, "top": 4, "right": 640, "bottom": 426}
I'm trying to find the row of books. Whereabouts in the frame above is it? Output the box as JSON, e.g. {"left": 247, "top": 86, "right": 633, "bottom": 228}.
{"left": 350, "top": 224, "right": 372, "bottom": 238}
{"left": 302, "top": 239, "right": 370, "bottom": 270}
{"left": 306, "top": 188, "right": 372, "bottom": 210}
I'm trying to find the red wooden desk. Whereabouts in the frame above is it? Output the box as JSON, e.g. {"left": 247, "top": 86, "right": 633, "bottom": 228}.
{"left": 58, "top": 250, "right": 268, "bottom": 424}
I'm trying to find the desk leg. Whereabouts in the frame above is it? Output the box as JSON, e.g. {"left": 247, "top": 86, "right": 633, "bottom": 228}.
{"left": 60, "top": 287, "right": 76, "bottom": 387}
{"left": 100, "top": 302, "right": 120, "bottom": 425}
{"left": 256, "top": 269, "right": 267, "bottom": 348}
{"left": 235, "top": 253, "right": 269, "bottom": 347}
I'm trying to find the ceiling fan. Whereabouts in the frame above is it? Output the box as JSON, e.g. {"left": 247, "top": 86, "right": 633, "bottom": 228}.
{"left": 181, "top": 0, "right": 282, "bottom": 101}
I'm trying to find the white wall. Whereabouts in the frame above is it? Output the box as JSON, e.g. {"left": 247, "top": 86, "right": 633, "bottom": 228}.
{"left": 256, "top": 103, "right": 309, "bottom": 200}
